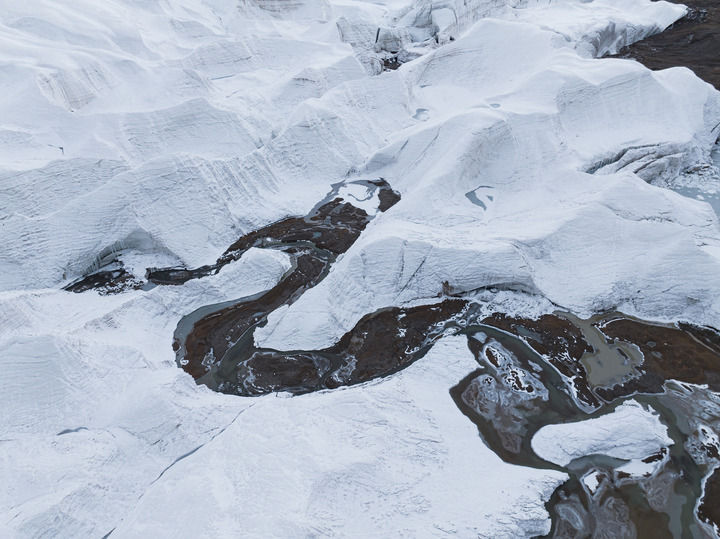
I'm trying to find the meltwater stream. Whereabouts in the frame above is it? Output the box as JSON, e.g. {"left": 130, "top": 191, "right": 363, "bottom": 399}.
{"left": 164, "top": 176, "right": 720, "bottom": 536}
{"left": 451, "top": 320, "right": 718, "bottom": 538}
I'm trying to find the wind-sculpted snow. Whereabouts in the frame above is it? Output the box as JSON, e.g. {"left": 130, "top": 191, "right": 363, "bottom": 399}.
{"left": 0, "top": 0, "right": 694, "bottom": 291}
{"left": 2, "top": 0, "right": 720, "bottom": 536}
{"left": 258, "top": 18, "right": 720, "bottom": 351}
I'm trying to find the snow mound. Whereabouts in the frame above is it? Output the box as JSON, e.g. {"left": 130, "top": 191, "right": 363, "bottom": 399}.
{"left": 109, "top": 336, "right": 565, "bottom": 537}
{"left": 531, "top": 400, "right": 673, "bottom": 466}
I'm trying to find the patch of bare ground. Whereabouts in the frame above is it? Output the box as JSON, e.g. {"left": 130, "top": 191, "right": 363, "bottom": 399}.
{"left": 614, "top": 2, "right": 720, "bottom": 89}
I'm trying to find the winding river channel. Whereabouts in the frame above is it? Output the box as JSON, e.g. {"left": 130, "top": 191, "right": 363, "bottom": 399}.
{"left": 66, "top": 177, "right": 720, "bottom": 536}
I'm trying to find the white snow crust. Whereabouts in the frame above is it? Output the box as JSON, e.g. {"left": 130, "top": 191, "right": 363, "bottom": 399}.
{"left": 258, "top": 15, "right": 720, "bottom": 350}
{"left": 2, "top": 0, "right": 719, "bottom": 536}
{"left": 531, "top": 400, "right": 674, "bottom": 466}
{"left": 1, "top": 304, "right": 564, "bottom": 537}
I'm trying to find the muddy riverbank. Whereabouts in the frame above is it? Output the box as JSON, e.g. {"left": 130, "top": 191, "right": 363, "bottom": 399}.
{"left": 614, "top": 1, "right": 720, "bottom": 89}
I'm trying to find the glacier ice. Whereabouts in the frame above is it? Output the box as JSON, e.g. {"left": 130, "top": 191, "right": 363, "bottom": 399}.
{"left": 1, "top": 0, "right": 719, "bottom": 536}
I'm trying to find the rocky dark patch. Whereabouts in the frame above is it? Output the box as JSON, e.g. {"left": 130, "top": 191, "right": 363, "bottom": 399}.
{"left": 597, "top": 318, "right": 720, "bottom": 396}
{"left": 174, "top": 178, "right": 419, "bottom": 394}
{"left": 63, "top": 263, "right": 143, "bottom": 295}
{"left": 372, "top": 178, "right": 402, "bottom": 211}
{"left": 698, "top": 426, "right": 720, "bottom": 461}
{"left": 144, "top": 264, "right": 216, "bottom": 286}
{"left": 642, "top": 449, "right": 667, "bottom": 464}
{"left": 208, "top": 299, "right": 468, "bottom": 396}
{"left": 479, "top": 313, "right": 599, "bottom": 409}
{"left": 613, "top": 1, "right": 720, "bottom": 89}
{"left": 382, "top": 56, "right": 401, "bottom": 71}
{"left": 698, "top": 467, "right": 720, "bottom": 536}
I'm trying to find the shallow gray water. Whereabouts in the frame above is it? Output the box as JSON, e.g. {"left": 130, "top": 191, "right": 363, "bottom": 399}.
{"left": 450, "top": 322, "right": 717, "bottom": 538}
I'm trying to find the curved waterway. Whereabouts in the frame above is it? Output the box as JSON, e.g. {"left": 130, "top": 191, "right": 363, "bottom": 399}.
{"left": 165, "top": 178, "right": 720, "bottom": 536}
{"left": 169, "top": 178, "right": 478, "bottom": 395}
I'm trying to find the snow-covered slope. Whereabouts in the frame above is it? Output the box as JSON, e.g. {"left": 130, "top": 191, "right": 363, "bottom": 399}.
{"left": 110, "top": 336, "right": 564, "bottom": 537}
{"left": 2, "top": 0, "right": 719, "bottom": 536}
{"left": 0, "top": 0, "right": 699, "bottom": 291}
{"left": 257, "top": 17, "right": 720, "bottom": 351}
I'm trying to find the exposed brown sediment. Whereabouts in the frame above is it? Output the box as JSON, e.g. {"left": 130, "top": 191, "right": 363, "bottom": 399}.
{"left": 613, "top": 2, "right": 720, "bottom": 89}
{"left": 220, "top": 198, "right": 372, "bottom": 261}
{"left": 149, "top": 197, "right": 372, "bottom": 286}
{"left": 176, "top": 194, "right": 375, "bottom": 377}
{"left": 382, "top": 56, "right": 401, "bottom": 71}
{"left": 372, "top": 178, "right": 402, "bottom": 211}
{"left": 180, "top": 248, "right": 332, "bottom": 380}
{"left": 217, "top": 299, "right": 468, "bottom": 396}
{"left": 174, "top": 178, "right": 420, "bottom": 394}
{"left": 698, "top": 467, "right": 720, "bottom": 536}
{"left": 479, "top": 314, "right": 592, "bottom": 362}
{"left": 144, "top": 264, "right": 216, "bottom": 286}
{"left": 478, "top": 312, "right": 720, "bottom": 410}
{"left": 479, "top": 313, "right": 599, "bottom": 409}
{"left": 596, "top": 318, "right": 720, "bottom": 398}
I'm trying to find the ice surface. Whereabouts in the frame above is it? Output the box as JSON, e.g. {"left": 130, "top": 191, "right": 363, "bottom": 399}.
{"left": 1, "top": 0, "right": 719, "bottom": 536}
{"left": 258, "top": 18, "right": 720, "bottom": 350}
{"left": 110, "top": 336, "right": 565, "bottom": 537}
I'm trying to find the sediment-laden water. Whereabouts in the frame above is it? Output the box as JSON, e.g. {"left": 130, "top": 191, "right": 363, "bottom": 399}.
{"left": 451, "top": 316, "right": 720, "bottom": 538}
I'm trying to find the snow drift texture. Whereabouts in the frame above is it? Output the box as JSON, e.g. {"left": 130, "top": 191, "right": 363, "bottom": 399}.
{"left": 1, "top": 0, "right": 719, "bottom": 537}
